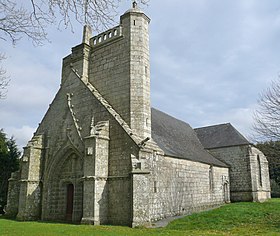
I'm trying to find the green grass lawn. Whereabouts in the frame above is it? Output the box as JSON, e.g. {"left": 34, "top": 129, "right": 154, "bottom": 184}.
{"left": 1, "top": 199, "right": 280, "bottom": 236}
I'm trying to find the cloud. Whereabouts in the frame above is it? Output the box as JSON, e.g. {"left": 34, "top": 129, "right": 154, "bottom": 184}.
{"left": 4, "top": 125, "right": 36, "bottom": 150}
{"left": 149, "top": 0, "right": 280, "bottom": 141}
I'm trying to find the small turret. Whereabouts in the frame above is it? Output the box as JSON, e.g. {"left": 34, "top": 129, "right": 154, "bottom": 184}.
{"left": 61, "top": 25, "right": 92, "bottom": 84}
{"left": 120, "top": 2, "right": 151, "bottom": 139}
{"left": 82, "top": 25, "right": 92, "bottom": 45}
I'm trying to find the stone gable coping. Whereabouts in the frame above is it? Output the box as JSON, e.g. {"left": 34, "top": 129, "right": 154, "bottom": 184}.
{"left": 70, "top": 66, "right": 159, "bottom": 152}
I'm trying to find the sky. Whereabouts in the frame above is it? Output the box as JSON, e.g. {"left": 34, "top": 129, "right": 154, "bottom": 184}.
{"left": 1, "top": 0, "right": 280, "bottom": 150}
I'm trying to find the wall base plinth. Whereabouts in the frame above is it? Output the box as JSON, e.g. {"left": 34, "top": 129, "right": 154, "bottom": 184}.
{"left": 81, "top": 217, "right": 102, "bottom": 225}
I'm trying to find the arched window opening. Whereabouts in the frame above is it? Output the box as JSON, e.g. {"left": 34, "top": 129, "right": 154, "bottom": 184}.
{"left": 257, "top": 155, "right": 262, "bottom": 187}
{"left": 209, "top": 166, "right": 214, "bottom": 192}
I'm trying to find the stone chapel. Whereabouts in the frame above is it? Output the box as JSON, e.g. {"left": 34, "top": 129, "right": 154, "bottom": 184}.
{"left": 6, "top": 3, "right": 271, "bottom": 227}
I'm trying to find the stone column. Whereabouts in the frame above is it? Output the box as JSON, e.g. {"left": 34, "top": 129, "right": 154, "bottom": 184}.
{"left": 81, "top": 121, "right": 109, "bottom": 225}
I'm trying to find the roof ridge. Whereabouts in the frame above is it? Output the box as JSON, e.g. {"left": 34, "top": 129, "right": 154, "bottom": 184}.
{"left": 194, "top": 123, "right": 231, "bottom": 130}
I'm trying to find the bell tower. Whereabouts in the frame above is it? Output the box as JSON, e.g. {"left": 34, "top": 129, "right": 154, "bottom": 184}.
{"left": 121, "top": 1, "right": 151, "bottom": 139}
{"left": 88, "top": 1, "right": 151, "bottom": 139}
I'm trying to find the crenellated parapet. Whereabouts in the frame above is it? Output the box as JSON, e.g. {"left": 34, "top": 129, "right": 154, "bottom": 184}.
{"left": 91, "top": 26, "right": 123, "bottom": 47}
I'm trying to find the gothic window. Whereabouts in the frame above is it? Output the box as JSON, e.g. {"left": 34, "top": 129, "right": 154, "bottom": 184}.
{"left": 257, "top": 155, "right": 262, "bottom": 187}
{"left": 209, "top": 166, "right": 214, "bottom": 191}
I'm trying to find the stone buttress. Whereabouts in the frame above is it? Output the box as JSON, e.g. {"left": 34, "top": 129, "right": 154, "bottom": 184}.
{"left": 248, "top": 146, "right": 271, "bottom": 202}
{"left": 15, "top": 135, "right": 44, "bottom": 220}
{"left": 82, "top": 121, "right": 110, "bottom": 225}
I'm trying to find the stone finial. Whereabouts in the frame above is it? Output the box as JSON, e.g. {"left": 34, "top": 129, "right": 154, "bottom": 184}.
{"left": 132, "top": 1, "right": 137, "bottom": 8}
{"left": 82, "top": 25, "right": 92, "bottom": 45}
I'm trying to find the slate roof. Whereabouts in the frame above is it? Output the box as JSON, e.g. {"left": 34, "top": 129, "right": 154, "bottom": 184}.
{"left": 194, "top": 123, "right": 250, "bottom": 149}
{"left": 151, "top": 108, "right": 228, "bottom": 168}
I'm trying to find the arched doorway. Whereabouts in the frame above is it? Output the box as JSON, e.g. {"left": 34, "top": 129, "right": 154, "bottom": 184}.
{"left": 43, "top": 150, "right": 84, "bottom": 222}
{"left": 66, "top": 184, "right": 74, "bottom": 221}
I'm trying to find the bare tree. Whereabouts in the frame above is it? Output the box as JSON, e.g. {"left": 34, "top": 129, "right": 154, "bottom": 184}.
{"left": 0, "top": 0, "right": 149, "bottom": 98}
{"left": 253, "top": 79, "right": 280, "bottom": 140}
{"left": 0, "top": 54, "right": 9, "bottom": 99}
{"left": 0, "top": 0, "right": 49, "bottom": 46}
{"left": 0, "top": 0, "right": 149, "bottom": 45}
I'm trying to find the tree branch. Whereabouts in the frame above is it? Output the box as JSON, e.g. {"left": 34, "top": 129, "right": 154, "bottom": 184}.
{"left": 253, "top": 79, "right": 280, "bottom": 141}
{"left": 0, "top": 54, "right": 9, "bottom": 99}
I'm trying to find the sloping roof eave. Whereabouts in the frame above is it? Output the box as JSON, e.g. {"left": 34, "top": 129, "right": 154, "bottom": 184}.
{"left": 151, "top": 108, "right": 229, "bottom": 168}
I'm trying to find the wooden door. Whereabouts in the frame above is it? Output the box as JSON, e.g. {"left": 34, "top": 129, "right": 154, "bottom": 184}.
{"left": 66, "top": 184, "right": 74, "bottom": 221}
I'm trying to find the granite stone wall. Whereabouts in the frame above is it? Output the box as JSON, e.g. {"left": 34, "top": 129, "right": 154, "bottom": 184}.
{"left": 130, "top": 149, "right": 230, "bottom": 226}
{"left": 209, "top": 145, "right": 270, "bottom": 202}
{"left": 148, "top": 155, "right": 229, "bottom": 223}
